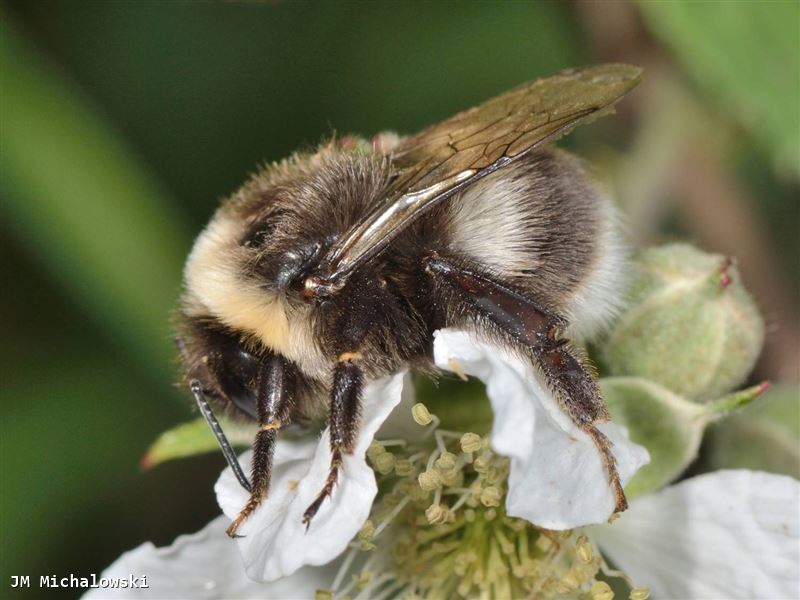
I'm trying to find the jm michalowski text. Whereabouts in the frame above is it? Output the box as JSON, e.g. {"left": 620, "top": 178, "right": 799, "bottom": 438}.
{"left": 10, "top": 574, "right": 149, "bottom": 589}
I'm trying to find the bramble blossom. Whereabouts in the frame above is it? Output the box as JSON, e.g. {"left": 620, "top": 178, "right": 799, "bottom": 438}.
{"left": 86, "top": 330, "right": 799, "bottom": 599}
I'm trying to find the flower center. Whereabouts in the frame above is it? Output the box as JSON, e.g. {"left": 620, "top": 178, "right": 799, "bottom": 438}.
{"left": 317, "top": 402, "right": 649, "bottom": 600}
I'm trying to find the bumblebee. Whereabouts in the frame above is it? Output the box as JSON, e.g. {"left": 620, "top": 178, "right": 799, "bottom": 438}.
{"left": 177, "top": 64, "right": 641, "bottom": 537}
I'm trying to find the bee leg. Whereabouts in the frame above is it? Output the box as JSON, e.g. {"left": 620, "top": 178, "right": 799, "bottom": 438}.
{"left": 303, "top": 353, "right": 363, "bottom": 529}
{"left": 227, "top": 354, "right": 295, "bottom": 538}
{"left": 537, "top": 341, "right": 627, "bottom": 513}
{"left": 425, "top": 254, "right": 627, "bottom": 514}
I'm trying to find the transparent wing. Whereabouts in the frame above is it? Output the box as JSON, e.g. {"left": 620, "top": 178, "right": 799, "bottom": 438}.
{"left": 390, "top": 63, "right": 641, "bottom": 194}
{"left": 318, "top": 64, "right": 642, "bottom": 286}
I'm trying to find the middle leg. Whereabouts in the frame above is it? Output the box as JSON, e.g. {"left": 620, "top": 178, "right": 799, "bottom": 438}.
{"left": 302, "top": 353, "right": 364, "bottom": 527}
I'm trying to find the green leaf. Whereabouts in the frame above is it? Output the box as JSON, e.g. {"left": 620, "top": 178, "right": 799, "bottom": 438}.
{"left": 639, "top": 1, "right": 800, "bottom": 178}
{"left": 706, "top": 385, "right": 800, "bottom": 479}
{"left": 0, "top": 14, "right": 192, "bottom": 380}
{"left": 142, "top": 418, "right": 256, "bottom": 469}
{"left": 601, "top": 377, "right": 766, "bottom": 498}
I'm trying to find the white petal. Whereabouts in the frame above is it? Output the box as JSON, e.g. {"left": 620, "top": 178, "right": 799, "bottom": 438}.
{"left": 592, "top": 470, "right": 800, "bottom": 600}
{"left": 373, "top": 373, "right": 420, "bottom": 440}
{"left": 215, "top": 371, "right": 406, "bottom": 582}
{"left": 433, "top": 329, "right": 649, "bottom": 529}
{"left": 82, "top": 516, "right": 337, "bottom": 599}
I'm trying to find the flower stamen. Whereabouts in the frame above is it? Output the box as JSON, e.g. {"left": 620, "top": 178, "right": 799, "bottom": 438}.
{"left": 324, "top": 411, "right": 643, "bottom": 599}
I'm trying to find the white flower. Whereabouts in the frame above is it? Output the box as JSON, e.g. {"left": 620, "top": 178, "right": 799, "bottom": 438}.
{"left": 592, "top": 469, "right": 800, "bottom": 600}
{"left": 83, "top": 370, "right": 408, "bottom": 600}
{"left": 213, "top": 328, "right": 648, "bottom": 583}
{"left": 432, "top": 329, "right": 650, "bottom": 529}
{"left": 86, "top": 470, "right": 800, "bottom": 599}
{"left": 91, "top": 329, "right": 800, "bottom": 599}
{"left": 83, "top": 516, "right": 338, "bottom": 599}
{"left": 216, "top": 371, "right": 406, "bottom": 582}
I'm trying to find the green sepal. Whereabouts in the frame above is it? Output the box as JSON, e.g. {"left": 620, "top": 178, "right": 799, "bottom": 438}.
{"left": 141, "top": 417, "right": 256, "bottom": 469}
{"left": 705, "top": 385, "right": 800, "bottom": 479}
{"left": 601, "top": 377, "right": 766, "bottom": 499}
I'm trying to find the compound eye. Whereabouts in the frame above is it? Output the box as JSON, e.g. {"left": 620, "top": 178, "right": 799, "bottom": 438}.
{"left": 275, "top": 250, "right": 307, "bottom": 288}
{"left": 204, "top": 330, "right": 263, "bottom": 419}
{"left": 274, "top": 242, "right": 323, "bottom": 290}
{"left": 214, "top": 348, "right": 260, "bottom": 419}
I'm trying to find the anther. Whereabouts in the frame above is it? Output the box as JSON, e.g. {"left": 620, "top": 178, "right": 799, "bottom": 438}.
{"left": 418, "top": 469, "right": 443, "bottom": 491}
{"left": 412, "top": 403, "right": 434, "bottom": 426}
{"left": 425, "top": 504, "right": 449, "bottom": 525}
{"left": 460, "top": 432, "right": 482, "bottom": 453}
{"left": 373, "top": 452, "right": 395, "bottom": 475}
{"left": 480, "top": 486, "right": 501, "bottom": 507}
{"left": 590, "top": 581, "right": 614, "bottom": 600}
{"left": 447, "top": 357, "right": 469, "bottom": 381}
{"left": 576, "top": 535, "right": 594, "bottom": 563}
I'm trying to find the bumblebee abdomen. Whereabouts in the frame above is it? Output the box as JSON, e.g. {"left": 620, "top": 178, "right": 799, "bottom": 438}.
{"left": 441, "top": 148, "right": 626, "bottom": 340}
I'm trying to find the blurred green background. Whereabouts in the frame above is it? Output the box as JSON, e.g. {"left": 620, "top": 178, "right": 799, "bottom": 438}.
{"left": 1, "top": 2, "right": 798, "bottom": 598}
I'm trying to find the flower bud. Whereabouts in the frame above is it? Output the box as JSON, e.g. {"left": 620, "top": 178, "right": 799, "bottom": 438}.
{"left": 604, "top": 244, "right": 764, "bottom": 401}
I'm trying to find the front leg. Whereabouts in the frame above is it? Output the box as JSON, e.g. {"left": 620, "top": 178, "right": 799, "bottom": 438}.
{"left": 302, "top": 352, "right": 364, "bottom": 528}
{"left": 425, "top": 254, "right": 627, "bottom": 514}
{"left": 227, "top": 354, "right": 296, "bottom": 537}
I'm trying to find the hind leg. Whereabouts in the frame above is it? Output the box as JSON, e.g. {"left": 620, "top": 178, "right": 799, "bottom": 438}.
{"left": 425, "top": 253, "right": 627, "bottom": 513}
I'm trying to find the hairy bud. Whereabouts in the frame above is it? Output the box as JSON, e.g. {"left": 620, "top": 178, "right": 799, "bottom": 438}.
{"left": 604, "top": 244, "right": 764, "bottom": 401}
